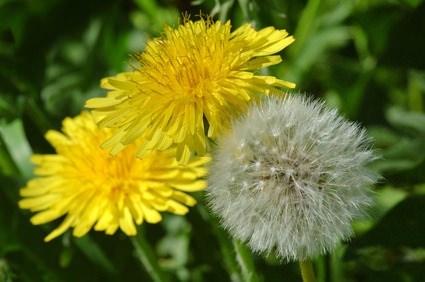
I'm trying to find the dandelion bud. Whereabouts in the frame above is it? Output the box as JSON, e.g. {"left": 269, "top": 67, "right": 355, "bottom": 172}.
{"left": 207, "top": 95, "right": 378, "bottom": 261}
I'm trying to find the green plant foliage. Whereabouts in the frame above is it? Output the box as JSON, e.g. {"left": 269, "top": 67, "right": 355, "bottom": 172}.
{"left": 1, "top": 0, "right": 424, "bottom": 281}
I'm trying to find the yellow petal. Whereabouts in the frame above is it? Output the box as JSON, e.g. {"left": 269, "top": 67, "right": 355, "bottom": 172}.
{"left": 166, "top": 200, "right": 189, "bottom": 215}
{"left": 119, "top": 207, "right": 137, "bottom": 236}
{"left": 141, "top": 203, "right": 162, "bottom": 224}
{"left": 44, "top": 216, "right": 74, "bottom": 242}
{"left": 170, "top": 180, "right": 207, "bottom": 192}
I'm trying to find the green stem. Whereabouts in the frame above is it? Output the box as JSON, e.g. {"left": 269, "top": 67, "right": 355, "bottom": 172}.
{"left": 215, "top": 229, "right": 244, "bottom": 282}
{"left": 330, "top": 245, "right": 345, "bottom": 282}
{"left": 197, "top": 204, "right": 243, "bottom": 282}
{"left": 299, "top": 260, "right": 316, "bottom": 282}
{"left": 316, "top": 256, "right": 326, "bottom": 282}
{"left": 131, "top": 231, "right": 168, "bottom": 282}
{"left": 233, "top": 239, "right": 260, "bottom": 282}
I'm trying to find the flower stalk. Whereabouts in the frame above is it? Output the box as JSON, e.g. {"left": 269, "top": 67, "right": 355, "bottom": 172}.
{"left": 300, "top": 260, "right": 316, "bottom": 282}
{"left": 197, "top": 204, "right": 243, "bottom": 282}
{"left": 131, "top": 231, "right": 169, "bottom": 282}
{"left": 233, "top": 239, "right": 260, "bottom": 282}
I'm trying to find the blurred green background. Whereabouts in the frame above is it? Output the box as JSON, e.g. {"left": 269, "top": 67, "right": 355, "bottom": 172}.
{"left": 1, "top": 0, "right": 425, "bottom": 281}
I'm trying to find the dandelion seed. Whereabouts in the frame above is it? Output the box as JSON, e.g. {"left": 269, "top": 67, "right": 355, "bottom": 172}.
{"left": 207, "top": 95, "right": 378, "bottom": 261}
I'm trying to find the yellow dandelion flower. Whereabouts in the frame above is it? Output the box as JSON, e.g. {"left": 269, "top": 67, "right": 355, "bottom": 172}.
{"left": 86, "top": 18, "right": 295, "bottom": 162}
{"left": 19, "top": 112, "right": 209, "bottom": 242}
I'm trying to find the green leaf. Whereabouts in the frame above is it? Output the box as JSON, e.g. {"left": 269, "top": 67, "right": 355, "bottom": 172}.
{"left": 372, "top": 138, "right": 425, "bottom": 173}
{"left": 351, "top": 195, "right": 425, "bottom": 248}
{"left": 285, "top": 26, "right": 351, "bottom": 81}
{"left": 157, "top": 216, "right": 191, "bottom": 270}
{"left": 0, "top": 259, "right": 14, "bottom": 282}
{"left": 368, "top": 126, "right": 400, "bottom": 148}
{"left": 386, "top": 107, "right": 425, "bottom": 135}
{"left": 0, "top": 119, "right": 32, "bottom": 178}
{"left": 210, "top": 0, "right": 236, "bottom": 21}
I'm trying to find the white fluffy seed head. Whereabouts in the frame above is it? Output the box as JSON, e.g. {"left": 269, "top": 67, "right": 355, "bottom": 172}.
{"left": 207, "top": 94, "right": 378, "bottom": 262}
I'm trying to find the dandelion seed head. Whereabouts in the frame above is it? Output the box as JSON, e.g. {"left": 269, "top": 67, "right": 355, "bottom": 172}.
{"left": 207, "top": 95, "right": 378, "bottom": 261}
